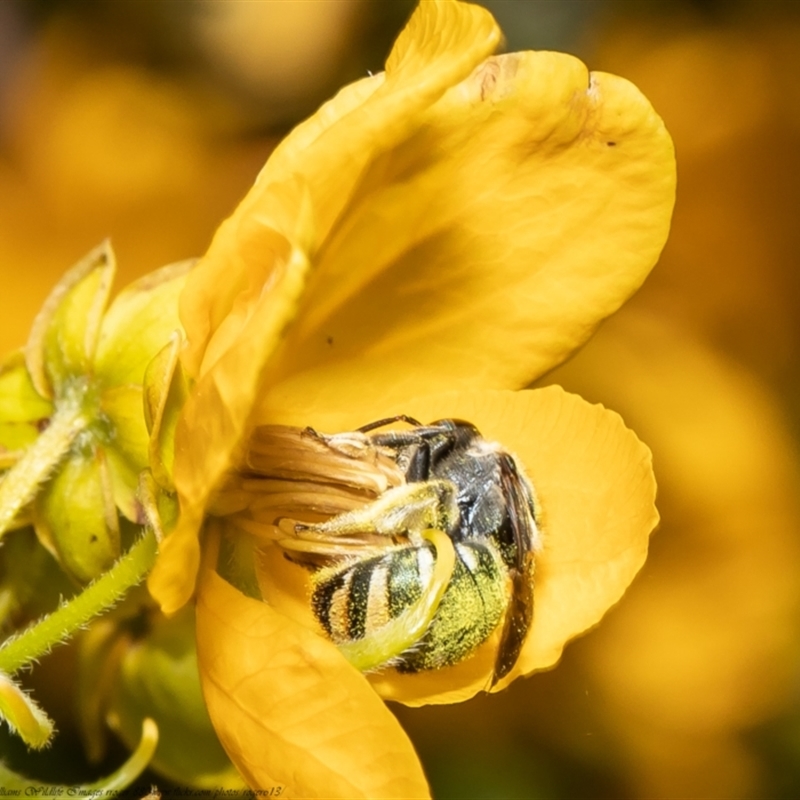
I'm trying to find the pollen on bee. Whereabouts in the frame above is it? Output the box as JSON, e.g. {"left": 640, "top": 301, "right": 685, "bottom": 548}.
{"left": 366, "top": 563, "right": 391, "bottom": 631}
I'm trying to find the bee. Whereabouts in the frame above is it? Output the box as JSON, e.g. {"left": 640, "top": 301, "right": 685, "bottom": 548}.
{"left": 244, "top": 417, "right": 542, "bottom": 687}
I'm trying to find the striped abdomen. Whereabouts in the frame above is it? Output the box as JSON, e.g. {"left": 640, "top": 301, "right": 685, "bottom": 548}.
{"left": 311, "top": 539, "right": 509, "bottom": 672}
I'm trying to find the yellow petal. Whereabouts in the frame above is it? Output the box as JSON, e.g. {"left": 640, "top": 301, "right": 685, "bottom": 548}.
{"left": 76, "top": 619, "right": 129, "bottom": 763}
{"left": 492, "top": 387, "right": 657, "bottom": 684}
{"left": 180, "top": 0, "right": 500, "bottom": 379}
{"left": 152, "top": 0, "right": 501, "bottom": 613}
{"left": 196, "top": 526, "right": 430, "bottom": 799}
{"left": 544, "top": 310, "right": 800, "bottom": 798}
{"left": 150, "top": 236, "right": 310, "bottom": 613}
{"left": 252, "top": 387, "right": 657, "bottom": 705}
{"left": 258, "top": 50, "right": 675, "bottom": 416}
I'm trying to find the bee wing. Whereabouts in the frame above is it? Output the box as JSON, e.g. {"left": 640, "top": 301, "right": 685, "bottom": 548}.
{"left": 242, "top": 425, "right": 413, "bottom": 568}
{"left": 247, "top": 425, "right": 404, "bottom": 494}
{"left": 492, "top": 453, "right": 540, "bottom": 685}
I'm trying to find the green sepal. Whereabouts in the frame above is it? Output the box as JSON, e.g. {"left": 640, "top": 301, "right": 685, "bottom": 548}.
{"left": 35, "top": 445, "right": 120, "bottom": 583}
{"left": 0, "top": 426, "right": 38, "bottom": 466}
{"left": 104, "top": 446, "right": 142, "bottom": 524}
{"left": 25, "top": 242, "right": 115, "bottom": 400}
{"left": 0, "top": 352, "right": 54, "bottom": 466}
{"left": 100, "top": 385, "right": 149, "bottom": 466}
{"left": 106, "top": 606, "right": 242, "bottom": 789}
{"left": 0, "top": 671, "right": 55, "bottom": 749}
{"left": 143, "top": 334, "right": 190, "bottom": 491}
{"left": 0, "top": 352, "right": 53, "bottom": 424}
{"left": 138, "top": 471, "right": 178, "bottom": 541}
{"left": 95, "top": 260, "right": 192, "bottom": 389}
{"left": 100, "top": 385, "right": 150, "bottom": 520}
{"left": 217, "top": 527, "right": 262, "bottom": 601}
{"left": 0, "top": 718, "right": 159, "bottom": 792}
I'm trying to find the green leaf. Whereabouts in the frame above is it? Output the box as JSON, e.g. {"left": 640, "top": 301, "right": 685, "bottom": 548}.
{"left": 137, "top": 471, "right": 177, "bottom": 543}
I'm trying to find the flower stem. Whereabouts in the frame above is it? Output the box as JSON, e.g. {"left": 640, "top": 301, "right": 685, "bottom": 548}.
{"left": 0, "top": 400, "right": 87, "bottom": 539}
{"left": 0, "top": 529, "right": 157, "bottom": 675}
{"left": 0, "top": 717, "right": 159, "bottom": 792}
{"left": 82, "top": 718, "right": 159, "bottom": 793}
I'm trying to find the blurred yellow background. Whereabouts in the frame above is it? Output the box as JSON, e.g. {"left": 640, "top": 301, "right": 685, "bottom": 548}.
{"left": 2, "top": 1, "right": 799, "bottom": 797}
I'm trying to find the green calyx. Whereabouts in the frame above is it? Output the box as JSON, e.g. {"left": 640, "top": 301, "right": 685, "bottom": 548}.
{"left": 0, "top": 242, "right": 191, "bottom": 582}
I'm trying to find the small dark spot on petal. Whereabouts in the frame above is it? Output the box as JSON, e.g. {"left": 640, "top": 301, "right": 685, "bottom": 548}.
{"left": 607, "top": 141, "right": 617, "bottom": 147}
{"left": 326, "top": 335, "right": 334, "bottom": 346}
{"left": 36, "top": 418, "right": 51, "bottom": 433}
{"left": 90, "top": 534, "right": 98, "bottom": 543}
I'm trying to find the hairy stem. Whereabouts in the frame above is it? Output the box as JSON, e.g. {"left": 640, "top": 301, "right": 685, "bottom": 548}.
{"left": 0, "top": 529, "right": 157, "bottom": 674}
{"left": 0, "top": 401, "right": 86, "bottom": 539}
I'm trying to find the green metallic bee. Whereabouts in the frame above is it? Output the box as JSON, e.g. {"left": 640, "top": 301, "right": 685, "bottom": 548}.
{"left": 259, "top": 417, "right": 542, "bottom": 687}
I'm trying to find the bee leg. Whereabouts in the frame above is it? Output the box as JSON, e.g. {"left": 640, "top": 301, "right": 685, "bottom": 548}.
{"left": 306, "top": 428, "right": 377, "bottom": 460}
{"left": 295, "top": 479, "right": 459, "bottom": 540}
{"left": 403, "top": 440, "right": 431, "bottom": 482}
{"left": 335, "top": 528, "right": 457, "bottom": 672}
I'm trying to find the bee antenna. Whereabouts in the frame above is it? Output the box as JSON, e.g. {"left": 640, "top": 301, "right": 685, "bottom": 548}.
{"left": 357, "top": 415, "right": 423, "bottom": 433}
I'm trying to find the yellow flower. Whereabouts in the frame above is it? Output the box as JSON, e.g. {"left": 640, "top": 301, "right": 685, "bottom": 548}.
{"left": 146, "top": 0, "right": 675, "bottom": 795}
